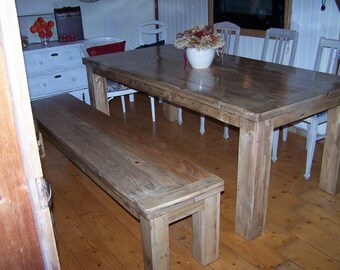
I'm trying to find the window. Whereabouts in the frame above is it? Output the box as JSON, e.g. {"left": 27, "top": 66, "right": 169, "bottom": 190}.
{"left": 208, "top": 0, "right": 291, "bottom": 36}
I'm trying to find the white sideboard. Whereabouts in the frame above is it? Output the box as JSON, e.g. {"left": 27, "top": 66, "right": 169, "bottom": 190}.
{"left": 23, "top": 41, "right": 90, "bottom": 104}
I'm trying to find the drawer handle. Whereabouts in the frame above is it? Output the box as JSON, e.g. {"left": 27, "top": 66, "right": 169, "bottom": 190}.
{"left": 54, "top": 75, "right": 62, "bottom": 79}
{"left": 51, "top": 53, "right": 59, "bottom": 57}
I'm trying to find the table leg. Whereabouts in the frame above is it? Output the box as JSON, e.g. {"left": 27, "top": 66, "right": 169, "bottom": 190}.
{"left": 162, "top": 101, "right": 179, "bottom": 122}
{"left": 320, "top": 105, "right": 340, "bottom": 194}
{"left": 192, "top": 193, "right": 220, "bottom": 265}
{"left": 86, "top": 65, "right": 110, "bottom": 115}
{"left": 140, "top": 216, "right": 169, "bottom": 270}
{"left": 236, "top": 119, "right": 273, "bottom": 240}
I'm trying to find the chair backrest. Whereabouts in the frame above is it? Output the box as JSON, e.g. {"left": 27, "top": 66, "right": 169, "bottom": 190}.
{"left": 136, "top": 20, "right": 168, "bottom": 46}
{"left": 314, "top": 37, "right": 340, "bottom": 74}
{"left": 261, "top": 28, "right": 299, "bottom": 66}
{"left": 213, "top": 21, "right": 240, "bottom": 55}
{"left": 81, "top": 37, "right": 132, "bottom": 58}
{"left": 335, "top": 51, "right": 340, "bottom": 75}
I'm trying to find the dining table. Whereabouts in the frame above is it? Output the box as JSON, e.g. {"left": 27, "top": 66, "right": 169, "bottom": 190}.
{"left": 83, "top": 44, "right": 340, "bottom": 241}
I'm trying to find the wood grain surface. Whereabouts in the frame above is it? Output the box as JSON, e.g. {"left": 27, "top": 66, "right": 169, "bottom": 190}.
{"left": 32, "top": 94, "right": 224, "bottom": 220}
{"left": 40, "top": 93, "right": 340, "bottom": 269}
{"left": 83, "top": 45, "right": 340, "bottom": 127}
{"left": 83, "top": 45, "right": 340, "bottom": 240}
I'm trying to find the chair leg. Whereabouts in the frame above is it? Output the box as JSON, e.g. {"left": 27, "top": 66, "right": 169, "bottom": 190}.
{"left": 178, "top": 107, "right": 183, "bottom": 126}
{"left": 272, "top": 129, "right": 279, "bottom": 162}
{"left": 200, "top": 115, "right": 205, "bottom": 135}
{"left": 150, "top": 96, "right": 156, "bottom": 122}
{"left": 306, "top": 124, "right": 311, "bottom": 150}
{"left": 282, "top": 127, "right": 288, "bottom": 141}
{"left": 304, "top": 121, "right": 318, "bottom": 179}
{"left": 223, "top": 125, "right": 229, "bottom": 140}
{"left": 129, "top": 94, "right": 135, "bottom": 103}
{"left": 120, "top": 96, "right": 126, "bottom": 113}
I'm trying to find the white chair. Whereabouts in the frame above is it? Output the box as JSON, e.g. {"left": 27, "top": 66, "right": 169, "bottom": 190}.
{"left": 81, "top": 37, "right": 155, "bottom": 122}
{"left": 261, "top": 28, "right": 299, "bottom": 162}
{"left": 178, "top": 22, "right": 241, "bottom": 136}
{"left": 300, "top": 37, "right": 340, "bottom": 179}
{"left": 136, "top": 20, "right": 168, "bottom": 118}
{"left": 136, "top": 20, "right": 168, "bottom": 46}
{"left": 261, "top": 28, "right": 299, "bottom": 66}
{"left": 214, "top": 21, "right": 240, "bottom": 56}
{"left": 200, "top": 22, "right": 240, "bottom": 138}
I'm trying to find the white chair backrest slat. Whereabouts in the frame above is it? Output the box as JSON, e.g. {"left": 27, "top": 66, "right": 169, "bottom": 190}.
{"left": 261, "top": 28, "right": 299, "bottom": 66}
{"left": 213, "top": 21, "right": 240, "bottom": 56}
{"left": 314, "top": 37, "right": 340, "bottom": 74}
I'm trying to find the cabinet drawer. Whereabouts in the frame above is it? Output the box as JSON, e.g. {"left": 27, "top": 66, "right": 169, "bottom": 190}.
{"left": 28, "top": 68, "right": 88, "bottom": 100}
{"left": 24, "top": 44, "right": 83, "bottom": 76}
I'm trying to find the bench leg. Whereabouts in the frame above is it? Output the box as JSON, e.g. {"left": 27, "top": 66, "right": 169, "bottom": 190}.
{"left": 140, "top": 216, "right": 169, "bottom": 270}
{"left": 192, "top": 193, "right": 220, "bottom": 265}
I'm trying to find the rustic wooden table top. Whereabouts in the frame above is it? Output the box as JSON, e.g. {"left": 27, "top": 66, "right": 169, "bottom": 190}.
{"left": 83, "top": 44, "right": 340, "bottom": 127}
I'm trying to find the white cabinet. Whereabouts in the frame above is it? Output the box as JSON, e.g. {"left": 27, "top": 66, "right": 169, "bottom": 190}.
{"left": 23, "top": 41, "right": 89, "bottom": 103}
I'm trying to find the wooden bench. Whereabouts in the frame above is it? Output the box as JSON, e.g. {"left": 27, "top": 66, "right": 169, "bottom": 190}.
{"left": 32, "top": 94, "right": 224, "bottom": 270}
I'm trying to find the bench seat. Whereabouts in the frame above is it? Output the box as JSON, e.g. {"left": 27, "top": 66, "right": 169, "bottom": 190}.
{"left": 32, "top": 94, "right": 224, "bottom": 270}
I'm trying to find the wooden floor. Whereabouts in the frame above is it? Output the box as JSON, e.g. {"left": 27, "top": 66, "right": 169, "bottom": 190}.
{"left": 41, "top": 93, "right": 340, "bottom": 270}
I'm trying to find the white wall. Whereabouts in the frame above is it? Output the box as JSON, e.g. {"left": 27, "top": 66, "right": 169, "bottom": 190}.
{"left": 241, "top": 0, "right": 340, "bottom": 69}
{"left": 290, "top": 0, "right": 340, "bottom": 70}
{"left": 158, "top": 0, "right": 208, "bottom": 43}
{"left": 17, "top": 0, "right": 339, "bottom": 66}
{"left": 15, "top": 0, "right": 155, "bottom": 48}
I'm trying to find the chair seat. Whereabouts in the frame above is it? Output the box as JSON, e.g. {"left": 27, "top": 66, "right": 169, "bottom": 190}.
{"left": 303, "top": 111, "right": 328, "bottom": 125}
{"left": 106, "top": 80, "right": 131, "bottom": 92}
{"left": 106, "top": 80, "right": 137, "bottom": 103}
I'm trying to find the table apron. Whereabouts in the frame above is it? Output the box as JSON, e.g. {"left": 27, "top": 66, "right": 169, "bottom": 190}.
{"left": 271, "top": 95, "right": 340, "bottom": 128}
{"left": 89, "top": 66, "right": 340, "bottom": 130}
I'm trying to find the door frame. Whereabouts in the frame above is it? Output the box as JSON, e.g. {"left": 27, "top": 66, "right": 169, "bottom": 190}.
{"left": 0, "top": 1, "right": 60, "bottom": 269}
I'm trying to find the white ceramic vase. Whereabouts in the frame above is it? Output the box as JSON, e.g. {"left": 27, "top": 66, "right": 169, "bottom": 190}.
{"left": 186, "top": 48, "right": 215, "bottom": 69}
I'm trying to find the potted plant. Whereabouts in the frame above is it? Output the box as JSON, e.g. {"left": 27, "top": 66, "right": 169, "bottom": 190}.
{"left": 175, "top": 24, "right": 225, "bottom": 69}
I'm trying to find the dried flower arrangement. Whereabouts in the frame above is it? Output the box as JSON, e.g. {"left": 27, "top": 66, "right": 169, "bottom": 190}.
{"left": 174, "top": 24, "right": 225, "bottom": 51}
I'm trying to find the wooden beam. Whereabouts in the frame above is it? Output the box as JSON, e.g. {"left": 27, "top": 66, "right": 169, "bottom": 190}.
{"left": 0, "top": 39, "right": 45, "bottom": 270}
{"left": 0, "top": 0, "right": 60, "bottom": 268}
{"left": 154, "top": 0, "right": 159, "bottom": 20}
{"left": 208, "top": 0, "right": 213, "bottom": 26}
